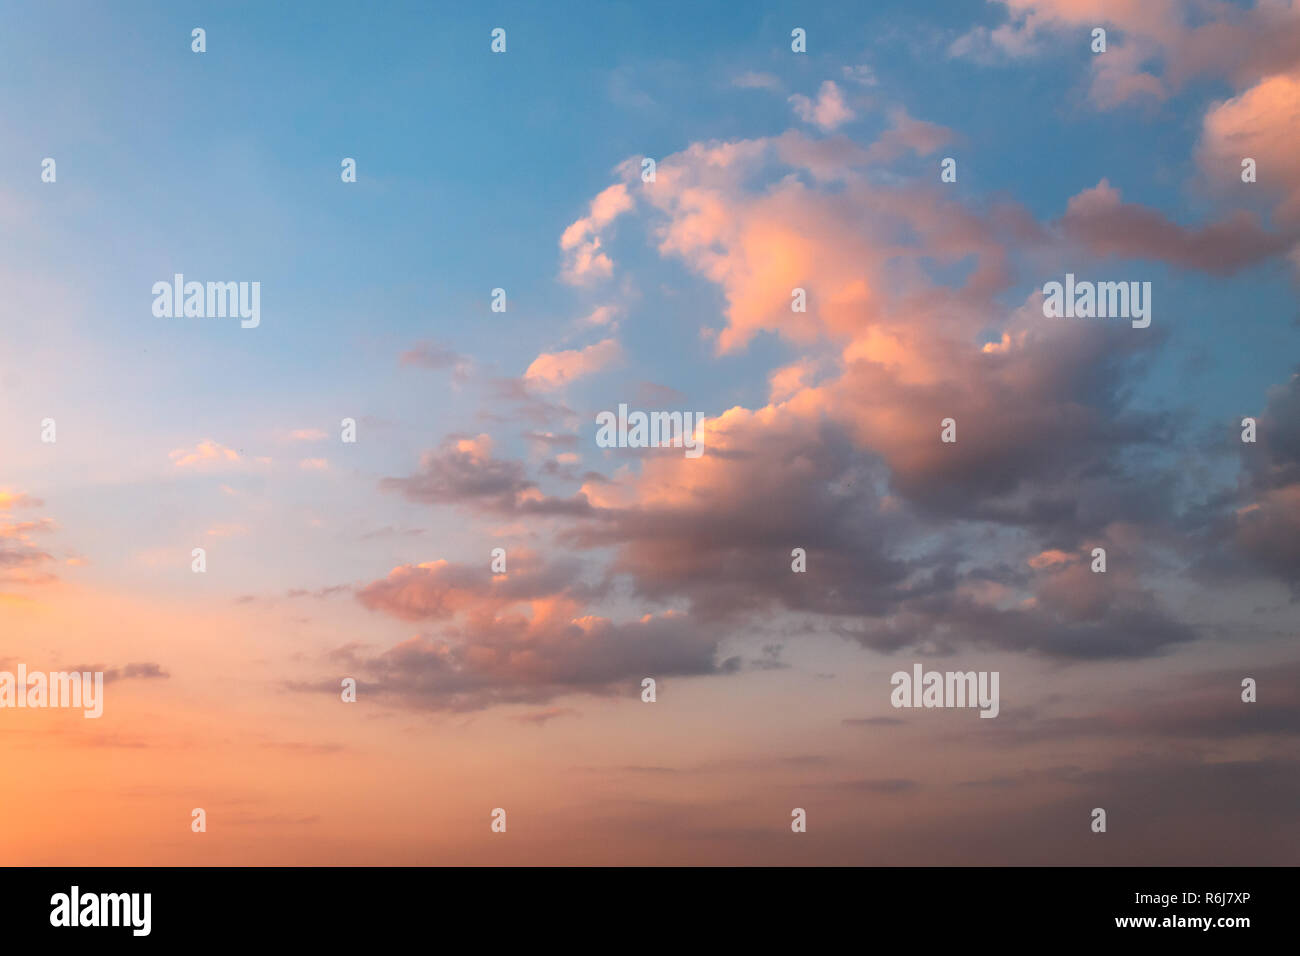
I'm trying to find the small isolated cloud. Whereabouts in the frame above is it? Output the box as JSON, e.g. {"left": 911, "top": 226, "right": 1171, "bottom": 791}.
{"left": 169, "top": 439, "right": 242, "bottom": 469}
{"left": 789, "top": 81, "right": 855, "bottom": 131}
{"left": 288, "top": 429, "right": 327, "bottom": 442}
{"left": 524, "top": 338, "right": 622, "bottom": 390}
{"left": 298, "top": 458, "right": 330, "bottom": 471}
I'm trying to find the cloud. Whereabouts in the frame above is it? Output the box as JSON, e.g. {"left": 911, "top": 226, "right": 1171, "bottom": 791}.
{"left": 64, "top": 662, "right": 170, "bottom": 684}
{"left": 381, "top": 434, "right": 538, "bottom": 510}
{"left": 168, "top": 439, "right": 243, "bottom": 469}
{"left": 1059, "top": 179, "right": 1298, "bottom": 274}
{"left": 579, "top": 304, "right": 622, "bottom": 327}
{"left": 954, "top": 0, "right": 1300, "bottom": 113}
{"left": 485, "top": 378, "right": 576, "bottom": 427}
{"left": 524, "top": 338, "right": 621, "bottom": 390}
{"left": 560, "top": 183, "right": 635, "bottom": 284}
{"left": 0, "top": 490, "right": 41, "bottom": 511}
{"left": 0, "top": 495, "right": 57, "bottom": 591}
{"left": 327, "top": 552, "right": 726, "bottom": 711}
{"left": 380, "top": 77, "right": 1296, "bottom": 696}
{"left": 386, "top": 123, "right": 1220, "bottom": 661}
{"left": 862, "top": 108, "right": 955, "bottom": 162}
{"left": 1199, "top": 69, "right": 1300, "bottom": 224}
{"left": 789, "top": 80, "right": 856, "bottom": 130}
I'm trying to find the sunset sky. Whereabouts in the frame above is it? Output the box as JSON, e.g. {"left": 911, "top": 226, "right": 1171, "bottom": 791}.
{"left": 2, "top": 0, "right": 1299, "bottom": 865}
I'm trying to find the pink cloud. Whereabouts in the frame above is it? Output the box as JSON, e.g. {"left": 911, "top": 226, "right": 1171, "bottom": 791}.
{"left": 955, "top": 0, "right": 1300, "bottom": 111}
{"left": 1059, "top": 178, "right": 1297, "bottom": 272}
{"left": 168, "top": 439, "right": 242, "bottom": 469}
{"left": 524, "top": 338, "right": 621, "bottom": 390}
{"left": 1199, "top": 69, "right": 1300, "bottom": 223}
{"left": 789, "top": 81, "right": 856, "bottom": 131}
{"left": 560, "top": 183, "right": 635, "bottom": 284}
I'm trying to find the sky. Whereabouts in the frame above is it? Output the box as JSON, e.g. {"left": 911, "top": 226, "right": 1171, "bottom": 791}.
{"left": 1, "top": 0, "right": 1299, "bottom": 865}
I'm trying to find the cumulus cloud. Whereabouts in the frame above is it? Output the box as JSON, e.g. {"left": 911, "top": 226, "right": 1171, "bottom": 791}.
{"left": 1199, "top": 69, "right": 1300, "bottom": 224}
{"left": 377, "top": 124, "right": 1252, "bottom": 661}
{"left": 374, "top": 31, "right": 1300, "bottom": 698}
{"left": 560, "top": 183, "right": 634, "bottom": 284}
{"left": 333, "top": 552, "right": 726, "bottom": 711}
{"left": 381, "top": 434, "right": 536, "bottom": 510}
{"left": 789, "top": 80, "right": 856, "bottom": 130}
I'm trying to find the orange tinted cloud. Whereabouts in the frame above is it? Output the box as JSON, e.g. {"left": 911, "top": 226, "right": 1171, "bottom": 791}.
{"left": 560, "top": 183, "right": 634, "bottom": 284}
{"left": 0, "top": 490, "right": 41, "bottom": 511}
{"left": 524, "top": 338, "right": 621, "bottom": 390}
{"left": 0, "top": 491, "right": 58, "bottom": 594}
{"left": 169, "top": 439, "right": 242, "bottom": 468}
{"left": 344, "top": 552, "right": 722, "bottom": 710}
{"left": 1200, "top": 69, "right": 1300, "bottom": 223}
